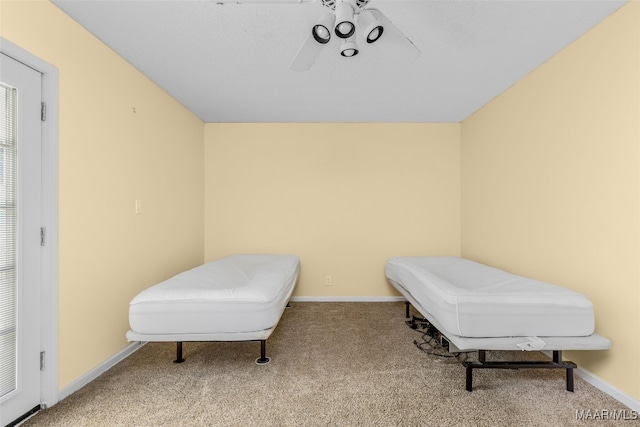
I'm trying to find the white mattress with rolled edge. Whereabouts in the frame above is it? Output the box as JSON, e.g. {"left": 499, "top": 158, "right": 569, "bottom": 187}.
{"left": 386, "top": 257, "right": 595, "bottom": 338}
{"left": 390, "top": 276, "right": 610, "bottom": 352}
{"left": 127, "top": 254, "right": 300, "bottom": 338}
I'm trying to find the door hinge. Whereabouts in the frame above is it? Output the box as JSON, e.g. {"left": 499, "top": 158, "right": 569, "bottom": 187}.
{"left": 41, "top": 102, "right": 46, "bottom": 122}
{"left": 40, "top": 227, "right": 46, "bottom": 246}
{"left": 40, "top": 351, "right": 45, "bottom": 371}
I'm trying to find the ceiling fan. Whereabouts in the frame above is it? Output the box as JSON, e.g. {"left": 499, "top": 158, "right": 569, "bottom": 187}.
{"left": 290, "top": 0, "right": 421, "bottom": 71}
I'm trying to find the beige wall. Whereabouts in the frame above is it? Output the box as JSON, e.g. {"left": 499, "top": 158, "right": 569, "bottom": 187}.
{"left": 461, "top": 1, "right": 640, "bottom": 399}
{"left": 0, "top": 1, "right": 205, "bottom": 389}
{"left": 204, "top": 123, "right": 460, "bottom": 297}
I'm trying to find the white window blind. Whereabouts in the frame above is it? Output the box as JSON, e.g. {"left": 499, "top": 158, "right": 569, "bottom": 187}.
{"left": 0, "top": 82, "right": 17, "bottom": 398}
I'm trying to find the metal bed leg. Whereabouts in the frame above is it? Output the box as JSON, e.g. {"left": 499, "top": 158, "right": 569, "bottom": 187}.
{"left": 405, "top": 301, "right": 411, "bottom": 319}
{"left": 465, "top": 350, "right": 485, "bottom": 392}
{"left": 567, "top": 367, "right": 574, "bottom": 392}
{"left": 255, "top": 340, "right": 271, "bottom": 365}
{"left": 174, "top": 342, "right": 185, "bottom": 363}
{"left": 466, "top": 364, "right": 474, "bottom": 392}
{"left": 554, "top": 351, "right": 575, "bottom": 392}
{"left": 554, "top": 351, "right": 574, "bottom": 392}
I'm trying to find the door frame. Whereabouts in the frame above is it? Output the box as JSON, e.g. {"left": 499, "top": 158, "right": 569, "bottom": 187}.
{"left": 0, "top": 37, "right": 59, "bottom": 409}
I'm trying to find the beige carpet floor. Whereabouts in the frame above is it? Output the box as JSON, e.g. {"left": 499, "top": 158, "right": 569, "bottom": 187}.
{"left": 23, "top": 302, "right": 634, "bottom": 426}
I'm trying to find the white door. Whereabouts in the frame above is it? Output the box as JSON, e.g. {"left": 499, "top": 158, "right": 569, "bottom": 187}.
{"left": 0, "top": 53, "right": 42, "bottom": 426}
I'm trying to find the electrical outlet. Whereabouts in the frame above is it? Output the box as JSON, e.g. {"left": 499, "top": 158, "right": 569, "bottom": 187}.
{"left": 325, "top": 275, "right": 332, "bottom": 286}
{"left": 135, "top": 200, "right": 143, "bottom": 214}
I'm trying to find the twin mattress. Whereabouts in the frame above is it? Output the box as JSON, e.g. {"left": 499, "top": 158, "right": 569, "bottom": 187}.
{"left": 127, "top": 254, "right": 300, "bottom": 342}
{"left": 386, "top": 256, "right": 596, "bottom": 339}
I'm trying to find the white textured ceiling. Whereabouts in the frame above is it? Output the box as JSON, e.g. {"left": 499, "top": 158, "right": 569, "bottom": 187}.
{"left": 51, "top": 0, "right": 626, "bottom": 123}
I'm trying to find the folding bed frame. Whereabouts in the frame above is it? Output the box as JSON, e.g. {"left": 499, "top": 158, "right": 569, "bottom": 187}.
{"left": 387, "top": 256, "right": 611, "bottom": 391}
{"left": 126, "top": 254, "right": 300, "bottom": 364}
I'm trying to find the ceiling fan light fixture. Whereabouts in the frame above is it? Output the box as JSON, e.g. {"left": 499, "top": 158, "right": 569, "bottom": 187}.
{"left": 340, "top": 36, "right": 359, "bottom": 57}
{"left": 312, "top": 12, "right": 336, "bottom": 44}
{"left": 358, "top": 9, "right": 384, "bottom": 43}
{"left": 313, "top": 25, "right": 330, "bottom": 43}
{"left": 334, "top": 1, "right": 356, "bottom": 39}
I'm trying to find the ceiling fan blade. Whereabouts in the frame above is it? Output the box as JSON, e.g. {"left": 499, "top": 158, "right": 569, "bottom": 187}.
{"left": 290, "top": 32, "right": 327, "bottom": 71}
{"left": 369, "top": 8, "right": 421, "bottom": 65}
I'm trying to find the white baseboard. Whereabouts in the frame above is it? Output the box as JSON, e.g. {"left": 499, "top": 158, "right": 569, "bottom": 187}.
{"left": 575, "top": 366, "right": 640, "bottom": 411}
{"left": 57, "top": 341, "right": 145, "bottom": 403}
{"left": 290, "top": 296, "right": 406, "bottom": 302}
{"left": 540, "top": 350, "right": 640, "bottom": 411}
